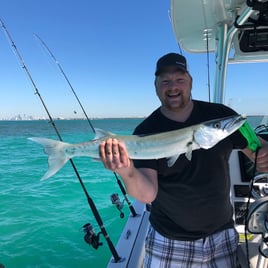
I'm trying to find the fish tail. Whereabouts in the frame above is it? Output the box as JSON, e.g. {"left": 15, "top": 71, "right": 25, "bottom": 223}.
{"left": 28, "top": 137, "right": 69, "bottom": 180}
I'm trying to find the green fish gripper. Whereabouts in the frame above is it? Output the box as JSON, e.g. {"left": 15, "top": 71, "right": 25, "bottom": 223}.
{"left": 239, "top": 121, "right": 261, "bottom": 152}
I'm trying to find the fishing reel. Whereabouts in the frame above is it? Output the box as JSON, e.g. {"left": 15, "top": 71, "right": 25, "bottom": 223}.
{"left": 110, "top": 193, "right": 125, "bottom": 218}
{"left": 82, "top": 223, "right": 103, "bottom": 250}
{"left": 250, "top": 173, "right": 268, "bottom": 200}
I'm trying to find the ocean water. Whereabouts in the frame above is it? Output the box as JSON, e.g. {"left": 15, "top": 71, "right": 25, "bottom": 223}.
{"left": 1, "top": 116, "right": 267, "bottom": 268}
{"left": 0, "top": 118, "right": 143, "bottom": 268}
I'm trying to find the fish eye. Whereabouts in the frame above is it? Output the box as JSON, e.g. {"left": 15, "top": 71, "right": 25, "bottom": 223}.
{"left": 213, "top": 122, "right": 221, "bottom": 129}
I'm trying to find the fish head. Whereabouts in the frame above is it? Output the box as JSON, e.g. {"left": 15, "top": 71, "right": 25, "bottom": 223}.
{"left": 194, "top": 114, "right": 247, "bottom": 149}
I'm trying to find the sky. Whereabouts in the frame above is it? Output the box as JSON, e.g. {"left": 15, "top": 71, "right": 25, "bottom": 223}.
{"left": 0, "top": 0, "right": 267, "bottom": 119}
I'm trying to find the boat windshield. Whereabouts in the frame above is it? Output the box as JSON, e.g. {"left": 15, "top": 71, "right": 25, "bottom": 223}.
{"left": 247, "top": 115, "right": 268, "bottom": 132}
{"left": 223, "top": 60, "right": 268, "bottom": 132}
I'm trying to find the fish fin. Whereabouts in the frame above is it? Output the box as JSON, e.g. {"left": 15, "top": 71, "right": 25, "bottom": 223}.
{"left": 28, "top": 137, "right": 69, "bottom": 180}
{"left": 167, "top": 155, "right": 180, "bottom": 167}
{"left": 94, "top": 128, "right": 115, "bottom": 139}
{"left": 185, "top": 142, "right": 193, "bottom": 160}
{"left": 167, "top": 139, "right": 194, "bottom": 166}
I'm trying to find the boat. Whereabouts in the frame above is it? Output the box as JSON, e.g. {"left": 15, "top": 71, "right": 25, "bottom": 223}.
{"left": 106, "top": 0, "right": 268, "bottom": 267}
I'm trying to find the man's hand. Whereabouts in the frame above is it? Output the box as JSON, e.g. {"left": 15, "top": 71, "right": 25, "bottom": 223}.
{"left": 99, "top": 138, "right": 131, "bottom": 172}
{"left": 256, "top": 142, "right": 268, "bottom": 173}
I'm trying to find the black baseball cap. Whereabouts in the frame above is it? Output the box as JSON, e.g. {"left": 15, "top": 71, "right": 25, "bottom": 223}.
{"left": 155, "top": 53, "right": 187, "bottom": 76}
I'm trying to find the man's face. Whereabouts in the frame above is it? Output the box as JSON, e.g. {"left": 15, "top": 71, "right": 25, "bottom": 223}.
{"left": 155, "top": 69, "right": 192, "bottom": 112}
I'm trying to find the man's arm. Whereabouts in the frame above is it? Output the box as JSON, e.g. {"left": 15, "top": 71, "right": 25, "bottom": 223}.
{"left": 99, "top": 138, "right": 158, "bottom": 203}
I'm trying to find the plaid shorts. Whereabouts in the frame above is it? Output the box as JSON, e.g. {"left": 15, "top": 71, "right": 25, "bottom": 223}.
{"left": 144, "top": 225, "right": 239, "bottom": 268}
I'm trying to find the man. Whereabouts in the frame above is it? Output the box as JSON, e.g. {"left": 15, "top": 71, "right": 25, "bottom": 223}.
{"left": 99, "top": 53, "right": 268, "bottom": 267}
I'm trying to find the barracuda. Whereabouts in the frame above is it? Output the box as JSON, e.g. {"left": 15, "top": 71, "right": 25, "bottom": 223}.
{"left": 28, "top": 114, "right": 246, "bottom": 180}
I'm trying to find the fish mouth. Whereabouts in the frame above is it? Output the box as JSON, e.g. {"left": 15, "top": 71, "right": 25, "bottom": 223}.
{"left": 223, "top": 115, "right": 246, "bottom": 131}
{"left": 204, "top": 115, "right": 246, "bottom": 133}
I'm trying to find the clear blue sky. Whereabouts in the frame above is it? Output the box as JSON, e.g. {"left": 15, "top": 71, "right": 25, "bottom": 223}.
{"left": 1, "top": 0, "right": 267, "bottom": 119}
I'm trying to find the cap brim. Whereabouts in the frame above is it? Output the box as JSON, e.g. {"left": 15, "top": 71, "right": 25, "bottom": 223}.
{"left": 155, "top": 65, "right": 187, "bottom": 76}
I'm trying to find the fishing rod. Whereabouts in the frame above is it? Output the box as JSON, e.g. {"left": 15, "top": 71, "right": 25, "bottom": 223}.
{"left": 34, "top": 33, "right": 137, "bottom": 218}
{"left": 0, "top": 18, "right": 121, "bottom": 263}
{"left": 33, "top": 33, "right": 96, "bottom": 134}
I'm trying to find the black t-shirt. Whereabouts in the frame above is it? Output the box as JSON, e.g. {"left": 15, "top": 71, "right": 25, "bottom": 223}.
{"left": 133, "top": 100, "right": 247, "bottom": 240}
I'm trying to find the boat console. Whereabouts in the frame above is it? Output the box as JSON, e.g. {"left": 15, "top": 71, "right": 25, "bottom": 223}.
{"left": 230, "top": 129, "right": 268, "bottom": 267}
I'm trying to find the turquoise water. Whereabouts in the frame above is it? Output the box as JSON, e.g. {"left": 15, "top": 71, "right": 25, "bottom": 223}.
{"left": 0, "top": 118, "right": 143, "bottom": 268}
{"left": 1, "top": 116, "right": 266, "bottom": 268}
